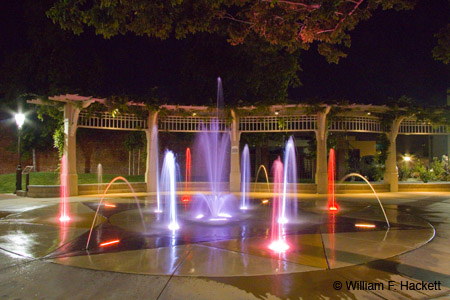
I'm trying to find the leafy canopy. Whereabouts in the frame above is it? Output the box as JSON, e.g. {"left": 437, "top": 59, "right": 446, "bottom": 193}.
{"left": 47, "top": 0, "right": 417, "bottom": 63}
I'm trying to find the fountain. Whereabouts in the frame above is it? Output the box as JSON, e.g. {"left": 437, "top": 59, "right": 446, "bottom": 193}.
{"left": 328, "top": 149, "right": 338, "bottom": 211}
{"left": 97, "top": 163, "right": 103, "bottom": 195}
{"left": 191, "top": 78, "right": 237, "bottom": 222}
{"left": 182, "top": 147, "right": 191, "bottom": 203}
{"left": 254, "top": 165, "right": 271, "bottom": 193}
{"left": 150, "top": 125, "right": 162, "bottom": 213}
{"left": 59, "top": 155, "right": 70, "bottom": 222}
{"left": 85, "top": 176, "right": 146, "bottom": 249}
{"left": 40, "top": 77, "right": 413, "bottom": 276}
{"left": 240, "top": 144, "right": 250, "bottom": 210}
{"left": 280, "top": 136, "right": 297, "bottom": 224}
{"left": 269, "top": 157, "right": 289, "bottom": 252}
{"left": 340, "top": 173, "right": 390, "bottom": 227}
{"left": 160, "top": 151, "right": 180, "bottom": 230}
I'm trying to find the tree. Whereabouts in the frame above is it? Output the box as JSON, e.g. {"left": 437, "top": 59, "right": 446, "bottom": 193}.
{"left": 433, "top": 24, "right": 450, "bottom": 64}
{"left": 47, "top": 0, "right": 417, "bottom": 64}
{"left": 176, "top": 34, "right": 301, "bottom": 105}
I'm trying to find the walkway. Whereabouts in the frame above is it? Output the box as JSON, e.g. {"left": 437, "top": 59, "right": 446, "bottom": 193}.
{"left": 0, "top": 192, "right": 449, "bottom": 299}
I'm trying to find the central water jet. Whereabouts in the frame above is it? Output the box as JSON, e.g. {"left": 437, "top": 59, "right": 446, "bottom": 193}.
{"left": 160, "top": 151, "right": 179, "bottom": 231}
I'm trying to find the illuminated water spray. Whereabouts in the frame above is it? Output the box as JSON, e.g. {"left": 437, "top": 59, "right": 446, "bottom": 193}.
{"left": 150, "top": 125, "right": 162, "bottom": 213}
{"left": 97, "top": 163, "right": 103, "bottom": 195}
{"left": 240, "top": 144, "right": 250, "bottom": 210}
{"left": 160, "top": 151, "right": 179, "bottom": 230}
{"left": 340, "top": 173, "right": 390, "bottom": 228}
{"left": 59, "top": 155, "right": 70, "bottom": 222}
{"left": 193, "top": 85, "right": 234, "bottom": 221}
{"left": 182, "top": 147, "right": 191, "bottom": 203}
{"left": 86, "top": 176, "right": 145, "bottom": 249}
{"left": 269, "top": 157, "right": 289, "bottom": 252}
{"left": 254, "top": 165, "right": 270, "bottom": 193}
{"left": 328, "top": 149, "right": 338, "bottom": 211}
{"left": 280, "top": 136, "right": 297, "bottom": 224}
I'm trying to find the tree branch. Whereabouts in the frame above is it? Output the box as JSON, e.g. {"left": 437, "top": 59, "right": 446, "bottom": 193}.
{"left": 261, "top": 0, "right": 321, "bottom": 10}
{"left": 316, "top": 0, "right": 364, "bottom": 35}
{"left": 223, "top": 13, "right": 255, "bottom": 25}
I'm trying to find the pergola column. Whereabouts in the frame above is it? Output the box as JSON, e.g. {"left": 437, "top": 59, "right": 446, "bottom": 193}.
{"left": 315, "top": 107, "right": 331, "bottom": 194}
{"left": 229, "top": 110, "right": 241, "bottom": 192}
{"left": 145, "top": 112, "right": 159, "bottom": 193}
{"left": 384, "top": 117, "right": 404, "bottom": 192}
{"left": 63, "top": 103, "right": 81, "bottom": 196}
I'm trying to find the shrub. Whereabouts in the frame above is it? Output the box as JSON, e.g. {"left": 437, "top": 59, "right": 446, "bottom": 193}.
{"left": 430, "top": 157, "right": 446, "bottom": 181}
{"left": 414, "top": 160, "right": 433, "bottom": 183}
{"left": 398, "top": 163, "right": 412, "bottom": 181}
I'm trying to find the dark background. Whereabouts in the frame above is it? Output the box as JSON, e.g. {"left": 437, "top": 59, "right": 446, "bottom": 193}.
{"left": 1, "top": 0, "right": 449, "bottom": 106}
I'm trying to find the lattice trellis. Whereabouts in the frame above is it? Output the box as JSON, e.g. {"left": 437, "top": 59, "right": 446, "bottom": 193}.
{"left": 77, "top": 111, "right": 448, "bottom": 135}
{"left": 158, "top": 116, "right": 228, "bottom": 132}
{"left": 78, "top": 112, "right": 147, "bottom": 130}
{"left": 239, "top": 115, "right": 317, "bottom": 132}
{"left": 399, "top": 119, "right": 448, "bottom": 135}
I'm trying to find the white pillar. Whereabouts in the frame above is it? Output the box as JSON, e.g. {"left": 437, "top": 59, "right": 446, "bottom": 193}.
{"left": 315, "top": 107, "right": 331, "bottom": 194}
{"left": 63, "top": 103, "right": 80, "bottom": 196}
{"left": 145, "top": 112, "right": 159, "bottom": 193}
{"left": 384, "top": 117, "right": 404, "bottom": 192}
{"left": 229, "top": 110, "right": 241, "bottom": 192}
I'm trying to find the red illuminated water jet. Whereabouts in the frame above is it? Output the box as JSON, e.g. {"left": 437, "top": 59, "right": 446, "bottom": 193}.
{"left": 269, "top": 157, "right": 289, "bottom": 253}
{"left": 328, "top": 149, "right": 338, "bottom": 212}
{"left": 59, "top": 155, "right": 71, "bottom": 222}
{"left": 182, "top": 147, "right": 191, "bottom": 203}
{"left": 99, "top": 240, "right": 120, "bottom": 247}
{"left": 86, "top": 176, "right": 145, "bottom": 249}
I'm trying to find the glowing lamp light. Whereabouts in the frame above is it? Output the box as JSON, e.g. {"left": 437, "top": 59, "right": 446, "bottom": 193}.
{"left": 104, "top": 203, "right": 116, "bottom": 208}
{"left": 274, "top": 110, "right": 280, "bottom": 115}
{"left": 112, "top": 108, "right": 119, "bottom": 117}
{"left": 240, "top": 206, "right": 248, "bottom": 210}
{"left": 15, "top": 113, "right": 25, "bottom": 128}
{"left": 182, "top": 196, "right": 190, "bottom": 202}
{"left": 192, "top": 112, "right": 197, "bottom": 116}
{"left": 218, "top": 212, "right": 232, "bottom": 218}
{"left": 99, "top": 240, "right": 120, "bottom": 247}
{"left": 355, "top": 224, "right": 376, "bottom": 228}
{"left": 278, "top": 217, "right": 288, "bottom": 224}
{"left": 262, "top": 199, "right": 269, "bottom": 204}
{"left": 403, "top": 155, "right": 412, "bottom": 162}
{"left": 195, "top": 214, "right": 204, "bottom": 219}
{"left": 210, "top": 218, "right": 227, "bottom": 221}
{"left": 59, "top": 215, "right": 70, "bottom": 222}
{"left": 168, "top": 222, "right": 180, "bottom": 231}
{"left": 269, "top": 240, "right": 290, "bottom": 253}
{"left": 329, "top": 206, "right": 338, "bottom": 211}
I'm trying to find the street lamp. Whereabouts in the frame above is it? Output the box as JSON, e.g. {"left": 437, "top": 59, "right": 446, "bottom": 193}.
{"left": 15, "top": 113, "right": 25, "bottom": 193}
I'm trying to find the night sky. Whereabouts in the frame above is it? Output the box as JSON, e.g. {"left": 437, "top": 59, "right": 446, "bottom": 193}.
{"left": 293, "top": 0, "right": 450, "bottom": 106}
{"left": 0, "top": 0, "right": 449, "bottom": 107}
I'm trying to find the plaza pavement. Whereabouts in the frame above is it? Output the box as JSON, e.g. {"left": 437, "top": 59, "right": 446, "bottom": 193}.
{"left": 0, "top": 192, "right": 449, "bottom": 299}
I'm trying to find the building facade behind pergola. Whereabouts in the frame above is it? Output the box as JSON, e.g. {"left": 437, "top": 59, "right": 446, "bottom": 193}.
{"left": 29, "top": 94, "right": 449, "bottom": 196}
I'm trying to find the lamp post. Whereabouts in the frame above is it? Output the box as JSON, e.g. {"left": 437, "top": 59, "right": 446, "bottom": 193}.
{"left": 15, "top": 113, "right": 25, "bottom": 193}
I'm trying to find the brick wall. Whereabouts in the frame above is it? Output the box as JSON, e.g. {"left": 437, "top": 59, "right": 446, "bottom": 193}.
{"left": 0, "top": 123, "right": 143, "bottom": 175}
{"left": 76, "top": 128, "right": 144, "bottom": 175}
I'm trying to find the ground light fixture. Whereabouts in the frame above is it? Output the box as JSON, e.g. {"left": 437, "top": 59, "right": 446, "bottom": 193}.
{"left": 14, "top": 113, "right": 25, "bottom": 193}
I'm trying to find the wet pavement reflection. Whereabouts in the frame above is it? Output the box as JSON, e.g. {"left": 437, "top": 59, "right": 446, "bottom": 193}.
{"left": 0, "top": 193, "right": 449, "bottom": 299}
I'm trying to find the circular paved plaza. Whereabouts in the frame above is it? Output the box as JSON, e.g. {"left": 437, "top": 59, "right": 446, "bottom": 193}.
{"left": 0, "top": 192, "right": 448, "bottom": 299}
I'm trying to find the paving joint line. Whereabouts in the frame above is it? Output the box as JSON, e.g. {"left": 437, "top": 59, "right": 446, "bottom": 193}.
{"left": 155, "top": 246, "right": 193, "bottom": 300}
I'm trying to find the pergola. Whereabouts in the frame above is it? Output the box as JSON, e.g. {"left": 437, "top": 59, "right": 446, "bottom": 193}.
{"left": 29, "top": 94, "right": 449, "bottom": 196}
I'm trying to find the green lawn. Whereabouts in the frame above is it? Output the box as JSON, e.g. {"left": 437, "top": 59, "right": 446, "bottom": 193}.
{"left": 0, "top": 172, "right": 145, "bottom": 194}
